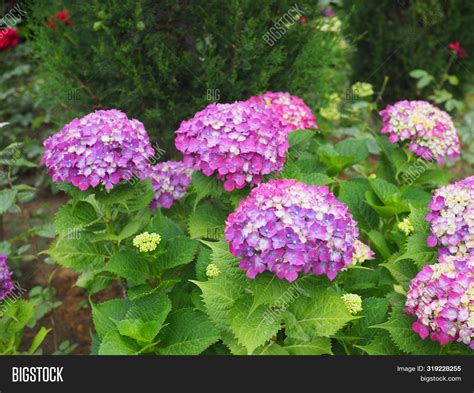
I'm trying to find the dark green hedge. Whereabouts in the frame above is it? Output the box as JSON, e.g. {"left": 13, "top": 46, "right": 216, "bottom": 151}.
{"left": 344, "top": 0, "right": 474, "bottom": 101}
{"left": 27, "top": 0, "right": 349, "bottom": 153}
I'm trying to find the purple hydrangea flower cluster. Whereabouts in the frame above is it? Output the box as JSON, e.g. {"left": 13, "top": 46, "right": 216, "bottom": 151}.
{"left": 225, "top": 179, "right": 366, "bottom": 281}
{"left": 148, "top": 161, "right": 193, "bottom": 209}
{"left": 426, "top": 176, "right": 474, "bottom": 258}
{"left": 380, "top": 100, "right": 460, "bottom": 164}
{"left": 0, "top": 254, "right": 14, "bottom": 301}
{"left": 175, "top": 101, "right": 289, "bottom": 191}
{"left": 41, "top": 109, "right": 155, "bottom": 191}
{"left": 247, "top": 92, "right": 317, "bottom": 131}
{"left": 405, "top": 255, "right": 473, "bottom": 349}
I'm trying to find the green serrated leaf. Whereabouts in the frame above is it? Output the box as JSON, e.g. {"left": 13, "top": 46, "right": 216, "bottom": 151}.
{"left": 188, "top": 200, "right": 227, "bottom": 239}
{"left": 156, "top": 237, "right": 198, "bottom": 270}
{"left": 355, "top": 331, "right": 402, "bottom": 355}
{"left": 146, "top": 210, "right": 184, "bottom": 240}
{"left": 288, "top": 290, "right": 357, "bottom": 338}
{"left": 99, "top": 331, "right": 140, "bottom": 355}
{"left": 54, "top": 201, "right": 99, "bottom": 237}
{"left": 191, "top": 275, "right": 245, "bottom": 331}
{"left": 371, "top": 307, "right": 442, "bottom": 355}
{"left": 338, "top": 178, "right": 379, "bottom": 231}
{"left": 228, "top": 297, "right": 281, "bottom": 354}
{"left": 158, "top": 308, "right": 219, "bottom": 355}
{"left": 45, "top": 234, "right": 107, "bottom": 272}
{"left": 381, "top": 256, "right": 418, "bottom": 288}
{"left": 105, "top": 251, "right": 150, "bottom": 284}
{"left": 249, "top": 273, "right": 293, "bottom": 314}
{"left": 191, "top": 171, "right": 224, "bottom": 207}
{"left": 283, "top": 337, "right": 332, "bottom": 355}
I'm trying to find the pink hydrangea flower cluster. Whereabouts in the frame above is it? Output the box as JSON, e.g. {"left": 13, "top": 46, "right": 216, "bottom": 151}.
{"left": 41, "top": 110, "right": 155, "bottom": 191}
{"left": 148, "top": 161, "right": 193, "bottom": 209}
{"left": 405, "top": 255, "right": 473, "bottom": 349}
{"left": 0, "top": 254, "right": 14, "bottom": 301}
{"left": 247, "top": 92, "right": 317, "bottom": 131}
{"left": 175, "top": 101, "right": 289, "bottom": 192}
{"left": 225, "top": 179, "right": 371, "bottom": 282}
{"left": 426, "top": 176, "right": 474, "bottom": 258}
{"left": 380, "top": 100, "right": 460, "bottom": 164}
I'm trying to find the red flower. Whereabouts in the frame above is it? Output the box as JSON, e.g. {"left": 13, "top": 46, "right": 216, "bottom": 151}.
{"left": 0, "top": 28, "right": 19, "bottom": 51}
{"left": 297, "top": 16, "right": 309, "bottom": 25}
{"left": 48, "top": 11, "right": 73, "bottom": 29}
{"left": 448, "top": 41, "right": 466, "bottom": 58}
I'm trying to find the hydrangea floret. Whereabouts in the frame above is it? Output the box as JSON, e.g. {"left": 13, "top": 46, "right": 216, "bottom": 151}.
{"left": 0, "top": 254, "right": 14, "bottom": 301}
{"left": 225, "top": 179, "right": 364, "bottom": 282}
{"left": 398, "top": 218, "right": 415, "bottom": 236}
{"left": 133, "top": 232, "right": 161, "bottom": 253}
{"left": 341, "top": 293, "right": 363, "bottom": 315}
{"left": 148, "top": 161, "right": 193, "bottom": 209}
{"left": 41, "top": 110, "right": 154, "bottom": 191}
{"left": 175, "top": 101, "right": 289, "bottom": 191}
{"left": 380, "top": 100, "right": 460, "bottom": 164}
{"left": 206, "top": 263, "right": 221, "bottom": 279}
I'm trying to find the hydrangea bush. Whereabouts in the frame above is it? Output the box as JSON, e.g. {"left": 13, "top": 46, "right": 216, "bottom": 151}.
{"left": 42, "top": 89, "right": 472, "bottom": 356}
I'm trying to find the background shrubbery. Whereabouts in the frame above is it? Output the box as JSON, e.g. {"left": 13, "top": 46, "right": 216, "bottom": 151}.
{"left": 344, "top": 0, "right": 474, "bottom": 101}
{"left": 27, "top": 0, "right": 350, "bottom": 151}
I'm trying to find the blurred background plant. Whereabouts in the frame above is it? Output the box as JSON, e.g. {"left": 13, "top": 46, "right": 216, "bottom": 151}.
{"left": 26, "top": 0, "right": 351, "bottom": 151}
{"left": 344, "top": 0, "right": 474, "bottom": 102}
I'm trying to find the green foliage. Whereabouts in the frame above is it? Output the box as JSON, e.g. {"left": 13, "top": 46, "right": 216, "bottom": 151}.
{"left": 28, "top": 0, "right": 349, "bottom": 153}
{"left": 345, "top": 0, "right": 474, "bottom": 100}
{"left": 371, "top": 307, "right": 443, "bottom": 355}
{"left": 287, "top": 290, "right": 358, "bottom": 339}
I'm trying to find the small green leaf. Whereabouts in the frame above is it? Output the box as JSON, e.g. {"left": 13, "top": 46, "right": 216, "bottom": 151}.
{"left": 191, "top": 171, "right": 224, "bottom": 207}
{"left": 409, "top": 69, "right": 428, "bottom": 79}
{"left": 355, "top": 332, "right": 402, "bottom": 355}
{"left": 99, "top": 331, "right": 140, "bottom": 355}
{"left": 283, "top": 337, "right": 332, "bottom": 355}
{"left": 0, "top": 189, "right": 17, "bottom": 214}
{"left": 105, "top": 251, "right": 150, "bottom": 284}
{"left": 228, "top": 297, "right": 281, "bottom": 354}
{"left": 158, "top": 308, "right": 219, "bottom": 355}
{"left": 188, "top": 200, "right": 227, "bottom": 239}
{"left": 416, "top": 75, "right": 434, "bottom": 89}
{"left": 338, "top": 178, "right": 379, "bottom": 231}
{"left": 156, "top": 237, "right": 198, "bottom": 270}
{"left": 45, "top": 234, "right": 107, "bottom": 272}
{"left": 288, "top": 290, "right": 358, "bottom": 338}
{"left": 54, "top": 201, "right": 99, "bottom": 237}
{"left": 381, "top": 255, "right": 418, "bottom": 288}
